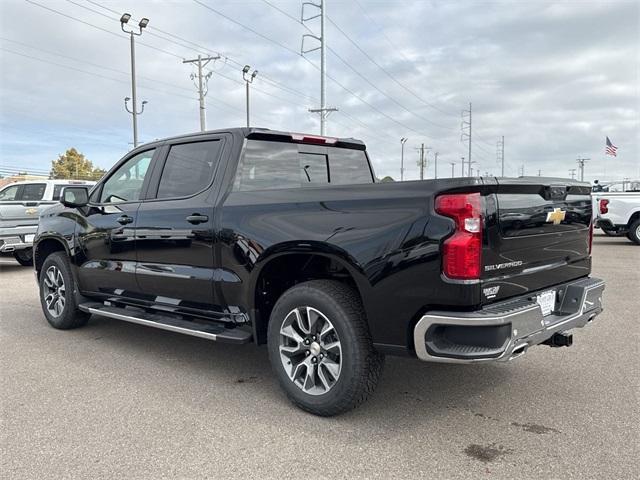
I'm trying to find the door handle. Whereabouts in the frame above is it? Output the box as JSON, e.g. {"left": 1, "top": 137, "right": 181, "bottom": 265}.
{"left": 186, "top": 214, "right": 209, "bottom": 225}
{"left": 117, "top": 215, "right": 134, "bottom": 225}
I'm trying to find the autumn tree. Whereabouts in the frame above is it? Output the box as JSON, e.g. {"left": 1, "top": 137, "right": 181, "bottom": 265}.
{"left": 50, "top": 148, "right": 106, "bottom": 180}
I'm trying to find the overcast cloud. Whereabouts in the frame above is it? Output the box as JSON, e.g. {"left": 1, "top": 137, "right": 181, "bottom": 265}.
{"left": 1, "top": 0, "right": 638, "bottom": 183}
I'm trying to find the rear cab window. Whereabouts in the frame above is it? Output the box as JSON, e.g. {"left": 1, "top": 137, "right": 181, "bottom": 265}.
{"left": 234, "top": 139, "right": 373, "bottom": 191}
{"left": 20, "top": 184, "right": 46, "bottom": 201}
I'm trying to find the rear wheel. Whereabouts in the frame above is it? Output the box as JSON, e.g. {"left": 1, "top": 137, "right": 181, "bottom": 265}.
{"left": 13, "top": 249, "right": 33, "bottom": 266}
{"left": 39, "top": 252, "right": 89, "bottom": 329}
{"left": 627, "top": 220, "right": 640, "bottom": 245}
{"left": 267, "top": 280, "right": 384, "bottom": 416}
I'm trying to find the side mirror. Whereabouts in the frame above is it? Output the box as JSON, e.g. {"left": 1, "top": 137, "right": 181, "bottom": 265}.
{"left": 61, "top": 186, "right": 89, "bottom": 208}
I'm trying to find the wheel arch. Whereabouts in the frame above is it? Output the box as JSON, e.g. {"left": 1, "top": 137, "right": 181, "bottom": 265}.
{"left": 250, "top": 242, "right": 370, "bottom": 345}
{"left": 34, "top": 236, "right": 71, "bottom": 278}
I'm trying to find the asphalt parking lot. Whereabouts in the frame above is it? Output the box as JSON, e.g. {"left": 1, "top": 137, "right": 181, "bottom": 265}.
{"left": 1, "top": 232, "right": 638, "bottom": 479}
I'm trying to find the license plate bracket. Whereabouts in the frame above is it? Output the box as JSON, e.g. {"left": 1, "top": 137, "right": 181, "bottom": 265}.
{"left": 536, "top": 289, "right": 557, "bottom": 316}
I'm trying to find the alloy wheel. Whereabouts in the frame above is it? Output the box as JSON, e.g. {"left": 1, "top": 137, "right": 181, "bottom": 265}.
{"left": 43, "top": 266, "right": 66, "bottom": 318}
{"left": 278, "top": 306, "right": 342, "bottom": 395}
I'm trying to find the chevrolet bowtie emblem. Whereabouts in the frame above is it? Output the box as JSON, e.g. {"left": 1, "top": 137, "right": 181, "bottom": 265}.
{"left": 546, "top": 208, "right": 566, "bottom": 225}
{"left": 25, "top": 208, "right": 38, "bottom": 215}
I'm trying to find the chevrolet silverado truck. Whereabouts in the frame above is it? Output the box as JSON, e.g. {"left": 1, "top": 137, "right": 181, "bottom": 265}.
{"left": 33, "top": 128, "right": 605, "bottom": 416}
{"left": 593, "top": 191, "right": 640, "bottom": 244}
{"left": 0, "top": 179, "right": 94, "bottom": 265}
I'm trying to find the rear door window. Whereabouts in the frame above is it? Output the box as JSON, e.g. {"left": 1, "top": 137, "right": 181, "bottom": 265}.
{"left": 156, "top": 140, "right": 222, "bottom": 199}
{"left": 20, "top": 183, "right": 46, "bottom": 201}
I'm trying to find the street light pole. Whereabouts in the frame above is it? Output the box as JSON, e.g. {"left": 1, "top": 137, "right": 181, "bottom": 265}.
{"left": 242, "top": 65, "right": 258, "bottom": 128}
{"left": 400, "top": 137, "right": 407, "bottom": 181}
{"left": 121, "top": 13, "right": 149, "bottom": 148}
{"left": 450, "top": 162, "right": 455, "bottom": 178}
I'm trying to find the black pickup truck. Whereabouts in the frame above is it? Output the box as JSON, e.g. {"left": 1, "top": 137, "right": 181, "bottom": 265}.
{"left": 34, "top": 128, "right": 604, "bottom": 416}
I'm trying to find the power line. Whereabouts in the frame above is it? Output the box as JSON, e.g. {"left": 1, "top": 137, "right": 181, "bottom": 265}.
{"left": 325, "top": 16, "right": 458, "bottom": 119}
{"left": 192, "top": 0, "right": 299, "bottom": 56}
{"left": 260, "top": 0, "right": 449, "bottom": 133}
{"left": 251, "top": 0, "right": 438, "bottom": 139}
{"left": 0, "top": 47, "right": 269, "bottom": 123}
{"left": 38, "top": 0, "right": 295, "bottom": 102}
{"left": 26, "top": 0, "right": 320, "bottom": 114}
{"left": 24, "top": 0, "right": 406, "bottom": 144}
{"left": 0, "top": 37, "right": 195, "bottom": 93}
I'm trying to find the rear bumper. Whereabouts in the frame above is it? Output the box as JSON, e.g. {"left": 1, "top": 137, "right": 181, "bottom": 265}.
{"left": 0, "top": 226, "right": 38, "bottom": 252}
{"left": 413, "top": 277, "right": 605, "bottom": 363}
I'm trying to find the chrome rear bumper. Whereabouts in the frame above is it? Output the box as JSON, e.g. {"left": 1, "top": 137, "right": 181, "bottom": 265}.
{"left": 414, "top": 277, "right": 605, "bottom": 363}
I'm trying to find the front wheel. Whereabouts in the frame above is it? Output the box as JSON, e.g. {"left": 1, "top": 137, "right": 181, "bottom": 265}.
{"left": 13, "top": 248, "right": 33, "bottom": 266}
{"left": 267, "top": 280, "right": 384, "bottom": 416}
{"left": 627, "top": 220, "right": 640, "bottom": 245}
{"left": 39, "top": 252, "right": 89, "bottom": 329}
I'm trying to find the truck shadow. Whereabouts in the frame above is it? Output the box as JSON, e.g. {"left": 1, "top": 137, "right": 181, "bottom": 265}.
{"left": 82, "top": 314, "right": 511, "bottom": 424}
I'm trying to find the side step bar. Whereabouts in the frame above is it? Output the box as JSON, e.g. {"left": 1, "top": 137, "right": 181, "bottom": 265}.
{"left": 78, "top": 302, "right": 253, "bottom": 344}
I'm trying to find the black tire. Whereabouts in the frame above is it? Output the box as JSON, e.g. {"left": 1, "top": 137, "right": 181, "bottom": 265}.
{"left": 39, "top": 252, "right": 89, "bottom": 329}
{"left": 13, "top": 248, "right": 33, "bottom": 266}
{"left": 267, "top": 280, "right": 384, "bottom": 416}
{"left": 627, "top": 219, "right": 640, "bottom": 245}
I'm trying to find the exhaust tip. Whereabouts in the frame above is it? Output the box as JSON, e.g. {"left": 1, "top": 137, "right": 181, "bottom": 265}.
{"left": 510, "top": 343, "right": 528, "bottom": 359}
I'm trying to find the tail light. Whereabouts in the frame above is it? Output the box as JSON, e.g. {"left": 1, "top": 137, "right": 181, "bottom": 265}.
{"left": 435, "top": 192, "right": 482, "bottom": 280}
{"left": 599, "top": 199, "right": 609, "bottom": 214}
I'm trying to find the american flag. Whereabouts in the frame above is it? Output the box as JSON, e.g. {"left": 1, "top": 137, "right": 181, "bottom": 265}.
{"left": 605, "top": 137, "right": 618, "bottom": 157}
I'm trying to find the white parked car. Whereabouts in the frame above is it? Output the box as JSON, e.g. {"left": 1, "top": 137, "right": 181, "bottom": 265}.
{"left": 593, "top": 191, "right": 640, "bottom": 245}
{"left": 0, "top": 179, "right": 95, "bottom": 265}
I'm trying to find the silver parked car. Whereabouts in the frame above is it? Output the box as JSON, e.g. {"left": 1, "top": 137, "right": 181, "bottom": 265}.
{"left": 0, "top": 180, "right": 95, "bottom": 265}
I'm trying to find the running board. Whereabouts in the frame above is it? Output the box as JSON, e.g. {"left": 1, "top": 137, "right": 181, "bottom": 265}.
{"left": 78, "top": 302, "right": 252, "bottom": 344}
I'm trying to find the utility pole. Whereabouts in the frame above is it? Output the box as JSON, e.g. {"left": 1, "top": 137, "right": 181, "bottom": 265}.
{"left": 434, "top": 152, "right": 439, "bottom": 179}
{"left": 400, "top": 137, "right": 408, "bottom": 181}
{"left": 120, "top": 13, "right": 149, "bottom": 148}
{"left": 302, "top": 0, "right": 337, "bottom": 135}
{"left": 183, "top": 54, "right": 220, "bottom": 132}
{"left": 450, "top": 162, "right": 456, "bottom": 178}
{"left": 241, "top": 65, "right": 258, "bottom": 127}
{"left": 576, "top": 157, "right": 590, "bottom": 182}
{"left": 461, "top": 103, "right": 472, "bottom": 176}
{"left": 537, "top": 169, "right": 542, "bottom": 176}
{"left": 461, "top": 156, "right": 465, "bottom": 177}
{"left": 415, "top": 144, "right": 429, "bottom": 180}
{"left": 497, "top": 136, "right": 504, "bottom": 177}
{"left": 569, "top": 168, "right": 576, "bottom": 180}
{"left": 518, "top": 165, "right": 525, "bottom": 177}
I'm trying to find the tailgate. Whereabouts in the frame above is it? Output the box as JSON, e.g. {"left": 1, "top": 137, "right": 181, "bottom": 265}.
{"left": 481, "top": 178, "right": 592, "bottom": 304}
{"left": 0, "top": 201, "right": 55, "bottom": 227}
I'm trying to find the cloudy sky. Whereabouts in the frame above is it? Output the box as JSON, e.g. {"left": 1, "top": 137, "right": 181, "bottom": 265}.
{"left": 1, "top": 0, "right": 638, "bottom": 183}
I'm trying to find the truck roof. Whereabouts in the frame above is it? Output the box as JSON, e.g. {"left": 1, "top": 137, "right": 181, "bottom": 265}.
{"left": 1, "top": 179, "right": 95, "bottom": 187}
{"left": 138, "top": 127, "right": 366, "bottom": 150}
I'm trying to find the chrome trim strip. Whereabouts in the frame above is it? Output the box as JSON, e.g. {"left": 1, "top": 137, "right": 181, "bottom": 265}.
{"left": 84, "top": 307, "right": 219, "bottom": 341}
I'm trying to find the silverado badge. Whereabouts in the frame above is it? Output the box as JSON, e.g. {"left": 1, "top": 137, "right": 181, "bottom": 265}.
{"left": 483, "top": 286, "right": 500, "bottom": 299}
{"left": 25, "top": 207, "right": 38, "bottom": 215}
{"left": 546, "top": 208, "right": 566, "bottom": 225}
